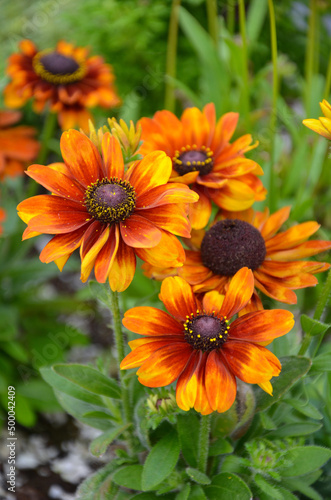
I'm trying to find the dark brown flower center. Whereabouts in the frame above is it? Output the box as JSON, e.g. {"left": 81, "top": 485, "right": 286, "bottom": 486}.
{"left": 201, "top": 219, "right": 266, "bottom": 276}
{"left": 173, "top": 145, "right": 213, "bottom": 176}
{"left": 184, "top": 312, "right": 229, "bottom": 352}
{"left": 85, "top": 178, "right": 136, "bottom": 224}
{"left": 33, "top": 50, "right": 86, "bottom": 85}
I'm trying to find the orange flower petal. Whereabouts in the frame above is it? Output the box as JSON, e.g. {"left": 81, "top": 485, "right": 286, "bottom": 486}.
{"left": 258, "top": 380, "right": 273, "bottom": 395}
{"left": 202, "top": 291, "right": 225, "bottom": 313}
{"left": 210, "top": 179, "right": 255, "bottom": 211}
{"left": 135, "top": 230, "right": 185, "bottom": 268}
{"left": 60, "top": 129, "right": 103, "bottom": 187}
{"left": 229, "top": 310, "right": 294, "bottom": 342}
{"left": 26, "top": 164, "right": 85, "bottom": 201}
{"left": 39, "top": 226, "right": 86, "bottom": 263}
{"left": 176, "top": 351, "right": 201, "bottom": 411}
{"left": 137, "top": 203, "right": 192, "bottom": 238}
{"left": 265, "top": 221, "right": 321, "bottom": 252}
{"left": 302, "top": 118, "right": 331, "bottom": 140}
{"left": 94, "top": 224, "right": 120, "bottom": 282}
{"left": 260, "top": 259, "right": 326, "bottom": 278}
{"left": 123, "top": 307, "right": 184, "bottom": 336}
{"left": 137, "top": 343, "right": 192, "bottom": 387}
{"left": 80, "top": 223, "right": 110, "bottom": 282}
{"left": 222, "top": 341, "right": 281, "bottom": 384}
{"left": 129, "top": 151, "right": 172, "bottom": 197}
{"left": 188, "top": 187, "right": 212, "bottom": 230}
{"left": 193, "top": 274, "right": 228, "bottom": 294}
{"left": 101, "top": 133, "right": 124, "bottom": 179}
{"left": 120, "top": 214, "right": 162, "bottom": 248}
{"left": 178, "top": 263, "right": 212, "bottom": 285}
{"left": 136, "top": 183, "right": 199, "bottom": 209}
{"left": 205, "top": 351, "right": 236, "bottom": 413}
{"left": 211, "top": 112, "right": 239, "bottom": 153}
{"left": 120, "top": 338, "right": 179, "bottom": 370}
{"left": 254, "top": 272, "right": 297, "bottom": 304}
{"left": 220, "top": 267, "right": 254, "bottom": 318}
{"left": 181, "top": 107, "right": 210, "bottom": 147}
{"left": 108, "top": 236, "right": 136, "bottom": 292}
{"left": 260, "top": 206, "right": 291, "bottom": 240}
{"left": 192, "top": 352, "right": 214, "bottom": 415}
{"left": 160, "top": 276, "right": 200, "bottom": 321}
{"left": 268, "top": 240, "right": 331, "bottom": 261}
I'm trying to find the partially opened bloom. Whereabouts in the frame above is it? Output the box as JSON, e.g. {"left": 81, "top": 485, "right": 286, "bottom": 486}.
{"left": 4, "top": 40, "right": 121, "bottom": 131}
{"left": 178, "top": 207, "right": 331, "bottom": 308}
{"left": 120, "top": 268, "right": 294, "bottom": 415}
{"left": 0, "top": 110, "right": 39, "bottom": 179}
{"left": 139, "top": 103, "right": 266, "bottom": 229}
{"left": 303, "top": 100, "right": 331, "bottom": 140}
{"left": 17, "top": 130, "right": 198, "bottom": 291}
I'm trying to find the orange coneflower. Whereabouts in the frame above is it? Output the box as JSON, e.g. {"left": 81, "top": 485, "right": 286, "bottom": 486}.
{"left": 4, "top": 40, "right": 121, "bottom": 131}
{"left": 138, "top": 103, "right": 266, "bottom": 229}
{"left": 17, "top": 130, "right": 198, "bottom": 291}
{"left": 178, "top": 207, "right": 331, "bottom": 309}
{"left": 120, "top": 268, "right": 294, "bottom": 415}
{"left": 303, "top": 100, "right": 331, "bottom": 140}
{"left": 0, "top": 110, "right": 39, "bottom": 179}
{"left": 0, "top": 208, "right": 6, "bottom": 235}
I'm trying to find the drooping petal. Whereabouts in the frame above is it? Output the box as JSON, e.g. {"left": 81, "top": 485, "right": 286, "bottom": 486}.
{"left": 137, "top": 343, "right": 192, "bottom": 387}
{"left": 176, "top": 351, "right": 201, "bottom": 411}
{"left": 120, "top": 214, "right": 162, "bottom": 248}
{"left": 108, "top": 236, "right": 136, "bottom": 292}
{"left": 80, "top": 222, "right": 110, "bottom": 282}
{"left": 94, "top": 224, "right": 120, "bottom": 282}
{"left": 210, "top": 179, "right": 255, "bottom": 211}
{"left": 178, "top": 262, "right": 212, "bottom": 285}
{"left": 254, "top": 272, "right": 297, "bottom": 304}
{"left": 60, "top": 129, "right": 103, "bottom": 187}
{"left": 267, "top": 240, "right": 331, "bottom": 261}
{"left": 193, "top": 274, "right": 229, "bottom": 294}
{"left": 136, "top": 183, "right": 199, "bottom": 209}
{"left": 205, "top": 351, "right": 237, "bottom": 413}
{"left": 221, "top": 341, "right": 281, "bottom": 384}
{"left": 191, "top": 352, "right": 214, "bottom": 415}
{"left": 160, "top": 276, "right": 200, "bottom": 321}
{"left": 202, "top": 291, "right": 225, "bottom": 314}
{"left": 229, "top": 310, "right": 294, "bottom": 343}
{"left": 129, "top": 151, "right": 172, "bottom": 197}
{"left": 265, "top": 221, "right": 321, "bottom": 252}
{"left": 39, "top": 226, "right": 86, "bottom": 263}
{"left": 138, "top": 203, "right": 192, "bottom": 237}
{"left": 220, "top": 267, "right": 254, "bottom": 318}
{"left": 135, "top": 230, "right": 185, "bottom": 268}
{"left": 120, "top": 338, "right": 177, "bottom": 370}
{"left": 123, "top": 307, "right": 184, "bottom": 336}
{"left": 188, "top": 187, "right": 212, "bottom": 230}
{"left": 260, "top": 259, "right": 327, "bottom": 278}
{"left": 101, "top": 133, "right": 124, "bottom": 179}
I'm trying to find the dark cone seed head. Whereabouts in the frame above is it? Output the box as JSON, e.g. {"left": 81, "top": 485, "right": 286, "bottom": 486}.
{"left": 33, "top": 50, "right": 86, "bottom": 84}
{"left": 173, "top": 145, "right": 213, "bottom": 176}
{"left": 184, "top": 313, "right": 229, "bottom": 352}
{"left": 85, "top": 178, "right": 136, "bottom": 224}
{"left": 201, "top": 219, "right": 266, "bottom": 276}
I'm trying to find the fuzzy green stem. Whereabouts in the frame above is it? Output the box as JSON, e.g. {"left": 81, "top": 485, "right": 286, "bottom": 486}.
{"left": 37, "top": 110, "right": 58, "bottom": 165}
{"left": 227, "top": 0, "right": 235, "bottom": 35}
{"left": 323, "top": 52, "right": 331, "bottom": 99}
{"left": 305, "top": 0, "right": 317, "bottom": 114}
{"left": 164, "top": 0, "right": 181, "bottom": 112}
{"left": 267, "top": 0, "right": 278, "bottom": 213}
{"left": 206, "top": 0, "right": 218, "bottom": 47}
{"left": 299, "top": 269, "right": 331, "bottom": 357}
{"left": 197, "top": 414, "right": 211, "bottom": 473}
{"left": 238, "top": 0, "right": 250, "bottom": 125}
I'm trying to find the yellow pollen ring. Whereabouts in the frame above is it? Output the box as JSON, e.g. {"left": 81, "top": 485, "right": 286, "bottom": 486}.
{"left": 33, "top": 49, "right": 86, "bottom": 85}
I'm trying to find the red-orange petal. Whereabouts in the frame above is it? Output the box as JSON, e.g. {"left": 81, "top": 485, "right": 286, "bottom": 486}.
{"left": 176, "top": 351, "right": 202, "bottom": 412}
{"left": 135, "top": 230, "right": 185, "bottom": 268}
{"left": 136, "top": 183, "right": 199, "bottom": 209}
{"left": 210, "top": 179, "right": 255, "bottom": 211}
{"left": 123, "top": 307, "right": 184, "bottom": 336}
{"left": 205, "top": 351, "right": 236, "bottom": 413}
{"left": 80, "top": 222, "right": 110, "bottom": 282}
{"left": 39, "top": 226, "right": 86, "bottom": 263}
{"left": 189, "top": 187, "right": 212, "bottom": 230}
{"left": 120, "top": 214, "right": 162, "bottom": 248}
{"left": 265, "top": 221, "right": 321, "bottom": 252}
{"left": 202, "top": 291, "right": 225, "bottom": 314}
{"left": 222, "top": 341, "right": 281, "bottom": 384}
{"left": 129, "top": 151, "right": 172, "bottom": 197}
{"left": 138, "top": 203, "right": 191, "bottom": 238}
{"left": 26, "top": 200, "right": 90, "bottom": 234}
{"left": 137, "top": 343, "right": 192, "bottom": 387}
{"left": 94, "top": 224, "right": 120, "bottom": 282}
{"left": 254, "top": 272, "right": 298, "bottom": 304}
{"left": 220, "top": 268, "right": 254, "bottom": 318}
{"left": 120, "top": 339, "right": 180, "bottom": 370}
{"left": 60, "top": 129, "right": 103, "bottom": 187}
{"left": 260, "top": 206, "right": 291, "bottom": 240}
{"left": 101, "top": 133, "right": 124, "bottom": 179}
{"left": 108, "top": 236, "right": 136, "bottom": 292}
{"left": 229, "top": 310, "right": 294, "bottom": 343}
{"left": 267, "top": 240, "right": 331, "bottom": 261}
{"left": 26, "top": 164, "right": 85, "bottom": 201}
{"left": 160, "top": 276, "right": 200, "bottom": 321}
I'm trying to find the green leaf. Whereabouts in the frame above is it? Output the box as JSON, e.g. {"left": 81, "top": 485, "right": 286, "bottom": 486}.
{"left": 175, "top": 483, "right": 191, "bottom": 500}
{"left": 82, "top": 411, "right": 116, "bottom": 421}
{"left": 300, "top": 315, "right": 330, "bottom": 336}
{"left": 311, "top": 353, "right": 331, "bottom": 373}
{"left": 255, "top": 356, "right": 311, "bottom": 412}
{"left": 204, "top": 472, "right": 252, "bottom": 500}
{"left": 40, "top": 366, "right": 105, "bottom": 407}
{"left": 55, "top": 391, "right": 111, "bottom": 431}
{"left": 76, "top": 460, "right": 123, "bottom": 499}
{"left": 283, "top": 398, "right": 323, "bottom": 420}
{"left": 131, "top": 494, "right": 175, "bottom": 500}
{"left": 15, "top": 394, "right": 36, "bottom": 427}
{"left": 279, "top": 446, "right": 331, "bottom": 477}
{"left": 189, "top": 485, "right": 208, "bottom": 500}
{"left": 185, "top": 468, "right": 211, "bottom": 485}
{"left": 142, "top": 429, "right": 180, "bottom": 491}
{"left": 53, "top": 363, "right": 121, "bottom": 399}
{"left": 254, "top": 474, "right": 283, "bottom": 500}
{"left": 89, "top": 424, "right": 131, "bottom": 457}
{"left": 209, "top": 438, "right": 234, "bottom": 456}
{"left": 267, "top": 422, "right": 322, "bottom": 438}
{"left": 281, "top": 478, "right": 322, "bottom": 500}
{"left": 177, "top": 413, "right": 199, "bottom": 467}
{"left": 112, "top": 465, "right": 143, "bottom": 491}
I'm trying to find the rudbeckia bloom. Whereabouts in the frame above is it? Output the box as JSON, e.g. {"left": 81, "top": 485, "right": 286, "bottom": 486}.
{"left": 178, "top": 207, "right": 331, "bottom": 308}
{"left": 4, "top": 40, "right": 121, "bottom": 131}
{"left": 0, "top": 110, "right": 39, "bottom": 179}
{"left": 17, "top": 130, "right": 198, "bottom": 291}
{"left": 120, "top": 268, "right": 294, "bottom": 415}
{"left": 138, "top": 103, "right": 266, "bottom": 229}
{"left": 303, "top": 100, "right": 331, "bottom": 140}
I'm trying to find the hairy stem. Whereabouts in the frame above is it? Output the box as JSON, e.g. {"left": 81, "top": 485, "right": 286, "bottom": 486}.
{"left": 198, "top": 414, "right": 211, "bottom": 473}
